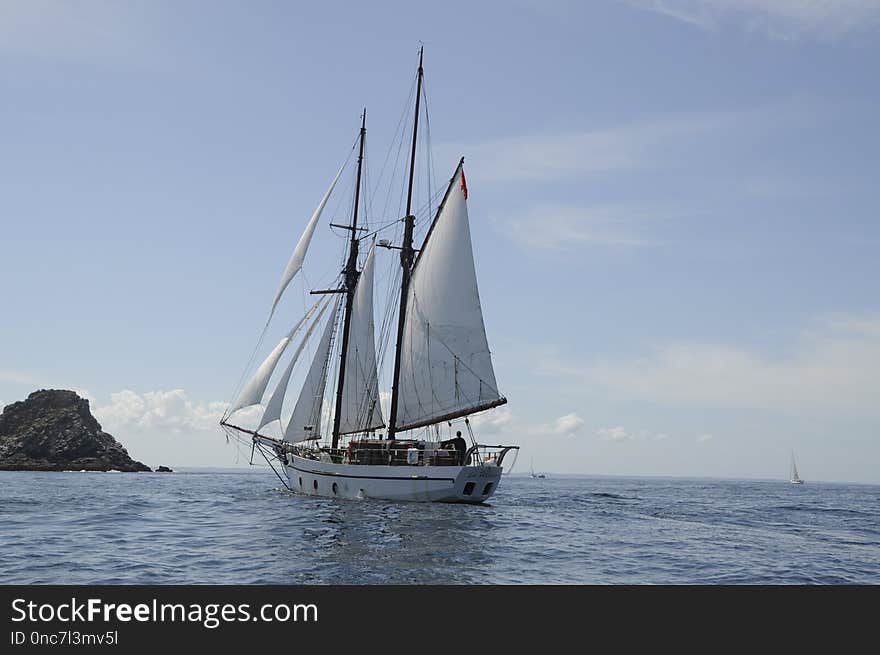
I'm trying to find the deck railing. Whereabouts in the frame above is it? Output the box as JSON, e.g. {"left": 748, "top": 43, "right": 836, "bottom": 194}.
{"left": 288, "top": 442, "right": 519, "bottom": 468}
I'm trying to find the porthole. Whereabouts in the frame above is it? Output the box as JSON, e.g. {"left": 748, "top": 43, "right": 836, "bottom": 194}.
{"left": 332, "top": 482, "right": 338, "bottom": 495}
{"left": 483, "top": 483, "right": 494, "bottom": 496}
{"left": 313, "top": 479, "right": 318, "bottom": 491}
{"left": 463, "top": 482, "right": 475, "bottom": 496}
{"left": 298, "top": 477, "right": 303, "bottom": 488}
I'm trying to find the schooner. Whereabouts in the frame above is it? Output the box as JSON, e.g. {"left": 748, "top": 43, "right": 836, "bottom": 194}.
{"left": 220, "top": 49, "right": 519, "bottom": 502}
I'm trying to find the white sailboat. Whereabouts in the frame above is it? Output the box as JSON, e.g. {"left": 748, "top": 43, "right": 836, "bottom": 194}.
{"left": 790, "top": 451, "right": 804, "bottom": 485}
{"left": 529, "top": 458, "right": 545, "bottom": 479}
{"left": 221, "top": 49, "right": 518, "bottom": 503}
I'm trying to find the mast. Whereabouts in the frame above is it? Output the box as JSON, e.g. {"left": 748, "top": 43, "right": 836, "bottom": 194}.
{"left": 330, "top": 109, "right": 367, "bottom": 449}
{"left": 387, "top": 47, "right": 424, "bottom": 441}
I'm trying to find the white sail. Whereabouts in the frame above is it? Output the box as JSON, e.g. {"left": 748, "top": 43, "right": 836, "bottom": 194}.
{"left": 269, "top": 162, "right": 346, "bottom": 319}
{"left": 256, "top": 301, "right": 330, "bottom": 432}
{"left": 396, "top": 164, "right": 505, "bottom": 431}
{"left": 229, "top": 299, "right": 323, "bottom": 415}
{"left": 284, "top": 299, "right": 339, "bottom": 443}
{"left": 338, "top": 241, "right": 385, "bottom": 435}
{"left": 791, "top": 453, "right": 801, "bottom": 482}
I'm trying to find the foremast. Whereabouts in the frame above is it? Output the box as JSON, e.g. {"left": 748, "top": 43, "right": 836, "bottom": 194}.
{"left": 387, "top": 47, "right": 423, "bottom": 441}
{"left": 326, "top": 110, "right": 367, "bottom": 449}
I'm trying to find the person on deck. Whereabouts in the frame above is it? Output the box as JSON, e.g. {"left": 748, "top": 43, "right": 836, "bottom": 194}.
{"left": 441, "top": 431, "right": 468, "bottom": 466}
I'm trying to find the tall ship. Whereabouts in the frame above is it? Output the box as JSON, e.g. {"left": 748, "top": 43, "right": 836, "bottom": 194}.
{"left": 220, "top": 49, "right": 518, "bottom": 502}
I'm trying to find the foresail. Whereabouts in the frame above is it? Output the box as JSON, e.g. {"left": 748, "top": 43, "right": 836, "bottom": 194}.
{"left": 284, "top": 298, "right": 339, "bottom": 443}
{"left": 338, "top": 241, "right": 385, "bottom": 435}
{"left": 269, "top": 162, "right": 346, "bottom": 319}
{"left": 396, "top": 164, "right": 505, "bottom": 432}
{"left": 229, "top": 299, "right": 323, "bottom": 415}
{"left": 255, "top": 300, "right": 330, "bottom": 432}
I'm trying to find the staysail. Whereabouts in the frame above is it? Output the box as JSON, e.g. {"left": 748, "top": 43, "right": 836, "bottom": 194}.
{"left": 255, "top": 300, "right": 331, "bottom": 432}
{"left": 228, "top": 299, "right": 324, "bottom": 415}
{"left": 269, "top": 162, "right": 346, "bottom": 319}
{"left": 284, "top": 298, "right": 339, "bottom": 443}
{"left": 395, "top": 163, "right": 505, "bottom": 431}
{"left": 337, "top": 241, "right": 385, "bottom": 435}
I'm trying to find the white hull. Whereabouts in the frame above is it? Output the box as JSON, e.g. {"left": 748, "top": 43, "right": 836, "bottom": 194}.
{"left": 283, "top": 453, "right": 503, "bottom": 503}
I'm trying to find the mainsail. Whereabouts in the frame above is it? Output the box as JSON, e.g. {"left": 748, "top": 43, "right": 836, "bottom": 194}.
{"left": 255, "top": 300, "right": 331, "bottom": 432}
{"left": 337, "top": 241, "right": 384, "bottom": 435}
{"left": 284, "top": 299, "right": 339, "bottom": 443}
{"left": 395, "top": 163, "right": 505, "bottom": 431}
{"left": 228, "top": 299, "right": 323, "bottom": 415}
{"left": 791, "top": 453, "right": 801, "bottom": 482}
{"left": 269, "top": 162, "right": 346, "bottom": 319}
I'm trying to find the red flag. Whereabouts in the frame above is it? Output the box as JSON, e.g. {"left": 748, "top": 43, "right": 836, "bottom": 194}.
{"left": 460, "top": 169, "right": 468, "bottom": 200}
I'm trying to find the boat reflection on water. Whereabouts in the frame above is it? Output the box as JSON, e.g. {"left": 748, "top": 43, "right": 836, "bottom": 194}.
{"left": 256, "top": 493, "right": 505, "bottom": 584}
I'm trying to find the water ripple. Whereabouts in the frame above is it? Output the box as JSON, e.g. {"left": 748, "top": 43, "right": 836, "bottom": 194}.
{"left": 1, "top": 471, "right": 878, "bottom": 584}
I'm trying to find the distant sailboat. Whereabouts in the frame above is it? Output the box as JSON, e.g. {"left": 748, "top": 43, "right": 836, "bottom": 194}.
{"left": 790, "top": 451, "right": 804, "bottom": 485}
{"left": 529, "top": 458, "right": 545, "bottom": 479}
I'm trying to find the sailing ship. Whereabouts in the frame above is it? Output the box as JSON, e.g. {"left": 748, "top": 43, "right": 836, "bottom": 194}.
{"left": 529, "top": 458, "right": 546, "bottom": 479}
{"left": 220, "top": 49, "right": 518, "bottom": 503}
{"left": 790, "top": 451, "right": 804, "bottom": 485}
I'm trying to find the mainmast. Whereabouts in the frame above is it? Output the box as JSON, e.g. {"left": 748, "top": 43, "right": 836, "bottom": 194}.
{"left": 329, "top": 110, "right": 367, "bottom": 449}
{"left": 387, "top": 47, "right": 423, "bottom": 441}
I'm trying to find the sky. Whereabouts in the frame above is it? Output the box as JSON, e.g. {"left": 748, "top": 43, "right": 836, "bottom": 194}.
{"left": 1, "top": 0, "right": 878, "bottom": 483}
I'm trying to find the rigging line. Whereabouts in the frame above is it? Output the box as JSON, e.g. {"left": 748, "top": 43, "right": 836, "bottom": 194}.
{"left": 323, "top": 308, "right": 344, "bottom": 448}
{"left": 328, "top": 165, "right": 360, "bottom": 240}
{"left": 363, "top": 138, "right": 372, "bottom": 229}
{"left": 256, "top": 442, "right": 292, "bottom": 491}
{"left": 223, "top": 134, "right": 360, "bottom": 421}
{"left": 375, "top": 76, "right": 418, "bottom": 217}
{"left": 222, "top": 323, "right": 269, "bottom": 423}
{"left": 404, "top": 300, "right": 430, "bottom": 425}
{"left": 421, "top": 78, "right": 438, "bottom": 228}
{"left": 370, "top": 75, "right": 416, "bottom": 209}
{"left": 385, "top": 122, "right": 409, "bottom": 228}
{"left": 377, "top": 261, "right": 401, "bottom": 366}
{"left": 406, "top": 290, "right": 502, "bottom": 415}
{"left": 357, "top": 185, "right": 445, "bottom": 242}
{"left": 407, "top": 298, "right": 441, "bottom": 423}
{"left": 391, "top": 74, "right": 417, "bottom": 235}
{"left": 300, "top": 303, "right": 340, "bottom": 444}
{"left": 351, "top": 346, "right": 384, "bottom": 432}
{"left": 272, "top": 294, "right": 333, "bottom": 429}
{"left": 269, "top": 131, "right": 359, "bottom": 317}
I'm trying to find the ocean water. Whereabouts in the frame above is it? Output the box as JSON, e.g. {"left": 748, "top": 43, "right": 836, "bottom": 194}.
{"left": 1, "top": 470, "right": 878, "bottom": 584}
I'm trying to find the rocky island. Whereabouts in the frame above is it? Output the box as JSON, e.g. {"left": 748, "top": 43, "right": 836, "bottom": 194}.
{"left": 0, "top": 389, "right": 151, "bottom": 472}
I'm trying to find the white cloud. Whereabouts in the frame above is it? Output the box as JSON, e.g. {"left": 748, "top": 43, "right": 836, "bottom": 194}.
{"left": 441, "top": 110, "right": 731, "bottom": 184}
{"left": 93, "top": 389, "right": 242, "bottom": 434}
{"left": 696, "top": 433, "right": 714, "bottom": 443}
{"left": 469, "top": 407, "right": 514, "bottom": 434}
{"left": 596, "top": 426, "right": 633, "bottom": 441}
{"left": 546, "top": 413, "right": 586, "bottom": 437}
{"left": 595, "top": 427, "right": 673, "bottom": 442}
{"left": 624, "top": 0, "right": 880, "bottom": 42}
{"left": 0, "top": 369, "right": 46, "bottom": 386}
{"left": 543, "top": 314, "right": 880, "bottom": 420}
{"left": 443, "top": 99, "right": 822, "bottom": 186}
{"left": 503, "top": 203, "right": 671, "bottom": 250}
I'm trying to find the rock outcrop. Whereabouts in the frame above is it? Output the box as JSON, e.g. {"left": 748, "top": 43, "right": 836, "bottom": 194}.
{"left": 0, "top": 389, "right": 151, "bottom": 472}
